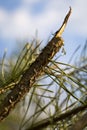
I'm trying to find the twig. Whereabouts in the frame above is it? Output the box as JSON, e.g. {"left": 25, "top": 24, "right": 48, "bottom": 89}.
{"left": 0, "top": 7, "right": 71, "bottom": 121}
{"left": 69, "top": 112, "right": 87, "bottom": 130}
{"left": 25, "top": 104, "right": 87, "bottom": 130}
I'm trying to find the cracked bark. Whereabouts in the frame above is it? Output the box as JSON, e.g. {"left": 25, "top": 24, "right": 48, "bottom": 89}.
{"left": 0, "top": 7, "right": 71, "bottom": 121}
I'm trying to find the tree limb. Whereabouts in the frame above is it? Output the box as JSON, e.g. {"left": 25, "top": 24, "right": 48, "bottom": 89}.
{"left": 26, "top": 104, "right": 87, "bottom": 130}
{"left": 69, "top": 112, "right": 87, "bottom": 130}
{"left": 0, "top": 7, "right": 72, "bottom": 121}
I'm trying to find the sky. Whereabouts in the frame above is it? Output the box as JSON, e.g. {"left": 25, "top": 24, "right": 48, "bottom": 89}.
{"left": 0, "top": 0, "right": 87, "bottom": 60}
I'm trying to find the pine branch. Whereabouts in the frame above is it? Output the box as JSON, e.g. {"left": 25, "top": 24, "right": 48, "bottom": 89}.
{"left": 0, "top": 7, "right": 72, "bottom": 121}
{"left": 69, "top": 112, "right": 87, "bottom": 130}
{"left": 25, "top": 103, "right": 87, "bottom": 130}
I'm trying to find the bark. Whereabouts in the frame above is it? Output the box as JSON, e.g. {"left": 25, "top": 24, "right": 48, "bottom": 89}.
{"left": 0, "top": 7, "right": 71, "bottom": 121}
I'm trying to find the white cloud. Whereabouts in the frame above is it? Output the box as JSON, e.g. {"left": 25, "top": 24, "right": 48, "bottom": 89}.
{"left": 0, "top": 9, "right": 34, "bottom": 40}
{"left": 0, "top": 0, "right": 87, "bottom": 42}
{"left": 22, "top": 0, "right": 41, "bottom": 4}
{"left": 67, "top": 0, "right": 87, "bottom": 38}
{"left": 0, "top": 5, "right": 63, "bottom": 40}
{"left": 0, "top": 9, "right": 8, "bottom": 28}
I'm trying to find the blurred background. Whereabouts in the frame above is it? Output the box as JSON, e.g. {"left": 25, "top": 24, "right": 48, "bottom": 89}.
{"left": 0, "top": 0, "right": 87, "bottom": 130}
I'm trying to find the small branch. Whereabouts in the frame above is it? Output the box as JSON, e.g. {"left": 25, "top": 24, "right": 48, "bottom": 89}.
{"left": 0, "top": 7, "right": 71, "bottom": 121}
{"left": 69, "top": 112, "right": 87, "bottom": 130}
{"left": 26, "top": 104, "right": 87, "bottom": 130}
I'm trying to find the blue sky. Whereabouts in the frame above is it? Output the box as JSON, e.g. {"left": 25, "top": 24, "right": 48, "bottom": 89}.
{"left": 0, "top": 0, "right": 87, "bottom": 60}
